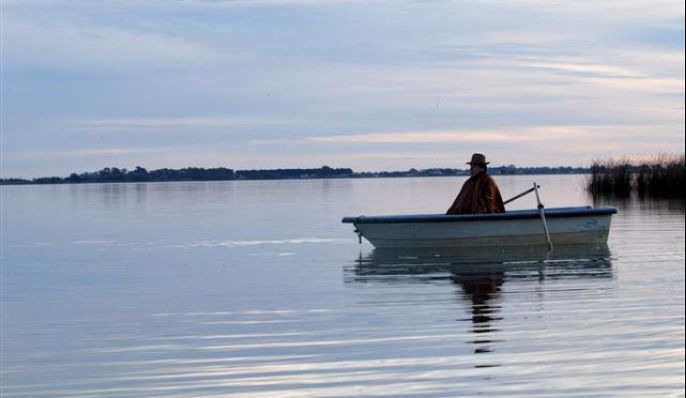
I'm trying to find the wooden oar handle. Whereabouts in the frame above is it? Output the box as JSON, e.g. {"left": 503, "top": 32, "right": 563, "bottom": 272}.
{"left": 503, "top": 185, "right": 540, "bottom": 205}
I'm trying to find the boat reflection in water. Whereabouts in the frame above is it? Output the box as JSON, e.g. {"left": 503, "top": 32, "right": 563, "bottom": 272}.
{"left": 345, "top": 244, "right": 613, "bottom": 362}
{"left": 348, "top": 244, "right": 613, "bottom": 280}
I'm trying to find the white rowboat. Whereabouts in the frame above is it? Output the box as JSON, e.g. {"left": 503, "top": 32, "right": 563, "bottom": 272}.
{"left": 342, "top": 206, "right": 617, "bottom": 248}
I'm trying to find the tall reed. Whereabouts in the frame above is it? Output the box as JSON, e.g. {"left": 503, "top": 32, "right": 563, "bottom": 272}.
{"left": 589, "top": 154, "right": 685, "bottom": 198}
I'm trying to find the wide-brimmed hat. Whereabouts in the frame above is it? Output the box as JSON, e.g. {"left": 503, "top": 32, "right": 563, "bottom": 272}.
{"left": 466, "top": 153, "right": 490, "bottom": 166}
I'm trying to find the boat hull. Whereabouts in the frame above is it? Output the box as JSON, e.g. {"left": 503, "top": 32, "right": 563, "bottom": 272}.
{"left": 342, "top": 206, "right": 616, "bottom": 248}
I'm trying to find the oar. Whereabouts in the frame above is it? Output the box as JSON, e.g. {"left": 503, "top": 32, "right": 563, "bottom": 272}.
{"left": 533, "top": 182, "right": 553, "bottom": 251}
{"left": 503, "top": 185, "right": 539, "bottom": 205}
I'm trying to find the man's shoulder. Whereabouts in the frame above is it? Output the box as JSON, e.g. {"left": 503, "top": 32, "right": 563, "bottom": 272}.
{"left": 479, "top": 172, "right": 496, "bottom": 181}
{"left": 481, "top": 172, "right": 501, "bottom": 186}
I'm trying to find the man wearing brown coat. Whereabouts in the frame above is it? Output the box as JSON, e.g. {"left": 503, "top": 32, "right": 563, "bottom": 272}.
{"left": 447, "top": 153, "right": 506, "bottom": 215}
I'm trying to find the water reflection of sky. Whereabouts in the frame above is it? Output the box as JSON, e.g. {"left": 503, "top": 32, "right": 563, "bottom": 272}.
{"left": 2, "top": 177, "right": 683, "bottom": 398}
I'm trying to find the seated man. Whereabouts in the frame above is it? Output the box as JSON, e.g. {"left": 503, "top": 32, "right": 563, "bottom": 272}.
{"left": 447, "top": 153, "right": 506, "bottom": 215}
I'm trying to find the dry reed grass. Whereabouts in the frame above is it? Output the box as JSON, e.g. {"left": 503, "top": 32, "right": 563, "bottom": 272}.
{"left": 588, "top": 154, "right": 684, "bottom": 198}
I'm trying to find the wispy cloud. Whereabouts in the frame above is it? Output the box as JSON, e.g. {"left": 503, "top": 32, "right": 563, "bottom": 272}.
{"left": 302, "top": 126, "right": 630, "bottom": 144}
{"left": 3, "top": 18, "right": 214, "bottom": 75}
{"left": 5, "top": 147, "right": 174, "bottom": 160}
{"left": 71, "top": 117, "right": 278, "bottom": 129}
{"left": 308, "top": 130, "right": 534, "bottom": 144}
{"left": 512, "top": 60, "right": 647, "bottom": 78}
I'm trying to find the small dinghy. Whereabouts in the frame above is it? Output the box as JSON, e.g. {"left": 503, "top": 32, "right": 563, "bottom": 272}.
{"left": 342, "top": 205, "right": 617, "bottom": 248}
{"left": 343, "top": 182, "right": 616, "bottom": 249}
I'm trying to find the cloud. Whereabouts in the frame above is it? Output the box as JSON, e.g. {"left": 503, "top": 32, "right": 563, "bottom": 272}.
{"left": 2, "top": 17, "right": 215, "bottom": 75}
{"left": 304, "top": 125, "right": 677, "bottom": 144}
{"left": 5, "top": 147, "right": 174, "bottom": 161}
{"left": 250, "top": 124, "right": 683, "bottom": 148}
{"left": 307, "top": 130, "right": 535, "bottom": 144}
{"left": 3, "top": 122, "right": 683, "bottom": 178}
{"left": 70, "top": 117, "right": 279, "bottom": 129}
{"left": 512, "top": 60, "right": 647, "bottom": 78}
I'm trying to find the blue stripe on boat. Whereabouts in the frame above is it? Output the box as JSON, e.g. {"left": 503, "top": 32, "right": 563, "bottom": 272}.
{"left": 341, "top": 206, "right": 617, "bottom": 224}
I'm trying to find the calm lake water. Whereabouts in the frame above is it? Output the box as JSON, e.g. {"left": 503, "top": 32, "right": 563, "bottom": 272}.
{"left": 1, "top": 175, "right": 684, "bottom": 397}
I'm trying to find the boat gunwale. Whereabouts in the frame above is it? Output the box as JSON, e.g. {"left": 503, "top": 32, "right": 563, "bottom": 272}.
{"left": 342, "top": 206, "right": 617, "bottom": 224}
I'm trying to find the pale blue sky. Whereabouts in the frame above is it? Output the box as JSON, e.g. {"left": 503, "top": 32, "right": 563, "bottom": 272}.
{"left": 1, "top": 0, "right": 684, "bottom": 178}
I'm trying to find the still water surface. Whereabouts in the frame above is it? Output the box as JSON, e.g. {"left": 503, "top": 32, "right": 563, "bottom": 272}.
{"left": 2, "top": 175, "right": 684, "bottom": 397}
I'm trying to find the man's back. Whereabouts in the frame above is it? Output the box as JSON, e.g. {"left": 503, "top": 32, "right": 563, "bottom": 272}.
{"left": 447, "top": 172, "right": 505, "bottom": 215}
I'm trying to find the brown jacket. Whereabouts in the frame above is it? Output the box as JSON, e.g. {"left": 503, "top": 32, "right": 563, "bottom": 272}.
{"left": 446, "top": 172, "right": 506, "bottom": 215}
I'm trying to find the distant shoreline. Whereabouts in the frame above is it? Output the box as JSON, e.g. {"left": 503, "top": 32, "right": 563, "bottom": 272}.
{"left": 1, "top": 165, "right": 589, "bottom": 186}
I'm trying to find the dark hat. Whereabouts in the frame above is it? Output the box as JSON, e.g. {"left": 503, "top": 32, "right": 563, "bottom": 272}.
{"left": 467, "top": 153, "right": 490, "bottom": 166}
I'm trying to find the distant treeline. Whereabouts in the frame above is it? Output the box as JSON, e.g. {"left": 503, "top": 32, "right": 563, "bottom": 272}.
{"left": 1, "top": 164, "right": 589, "bottom": 185}
{"left": 588, "top": 154, "right": 685, "bottom": 198}
{"left": 357, "top": 165, "right": 588, "bottom": 178}
{"left": 1, "top": 166, "right": 354, "bottom": 185}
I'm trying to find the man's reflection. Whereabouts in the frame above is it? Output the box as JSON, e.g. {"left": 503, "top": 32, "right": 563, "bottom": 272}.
{"left": 452, "top": 269, "right": 505, "bottom": 354}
